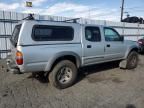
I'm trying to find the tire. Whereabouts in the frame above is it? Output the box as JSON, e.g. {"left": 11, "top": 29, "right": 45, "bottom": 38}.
{"left": 126, "top": 51, "right": 138, "bottom": 69}
{"left": 49, "top": 60, "right": 78, "bottom": 89}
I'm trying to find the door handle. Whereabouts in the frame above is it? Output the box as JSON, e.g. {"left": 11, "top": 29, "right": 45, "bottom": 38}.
{"left": 87, "top": 45, "right": 92, "bottom": 48}
{"left": 107, "top": 44, "right": 110, "bottom": 47}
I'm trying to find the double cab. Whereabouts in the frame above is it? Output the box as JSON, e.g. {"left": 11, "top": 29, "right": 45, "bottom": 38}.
{"left": 7, "top": 17, "right": 139, "bottom": 89}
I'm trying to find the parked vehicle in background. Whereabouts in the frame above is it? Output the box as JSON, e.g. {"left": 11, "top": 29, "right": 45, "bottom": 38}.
{"left": 138, "top": 37, "right": 144, "bottom": 53}
{"left": 122, "top": 16, "right": 144, "bottom": 24}
{"left": 7, "top": 15, "right": 139, "bottom": 89}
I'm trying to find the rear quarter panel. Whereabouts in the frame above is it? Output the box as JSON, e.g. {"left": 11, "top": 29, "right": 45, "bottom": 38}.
{"left": 20, "top": 44, "right": 82, "bottom": 72}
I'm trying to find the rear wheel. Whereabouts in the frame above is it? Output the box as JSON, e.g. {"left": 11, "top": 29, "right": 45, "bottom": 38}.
{"left": 126, "top": 51, "right": 138, "bottom": 69}
{"left": 49, "top": 60, "right": 78, "bottom": 89}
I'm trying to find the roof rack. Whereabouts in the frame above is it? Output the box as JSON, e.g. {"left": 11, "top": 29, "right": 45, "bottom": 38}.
{"left": 22, "top": 14, "right": 80, "bottom": 24}
{"left": 64, "top": 18, "right": 80, "bottom": 23}
{"left": 22, "top": 14, "right": 35, "bottom": 20}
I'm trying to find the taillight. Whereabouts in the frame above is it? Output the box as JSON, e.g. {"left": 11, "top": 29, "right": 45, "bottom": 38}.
{"left": 16, "top": 51, "right": 23, "bottom": 65}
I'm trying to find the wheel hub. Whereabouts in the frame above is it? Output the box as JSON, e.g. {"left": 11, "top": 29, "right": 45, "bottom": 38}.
{"left": 57, "top": 67, "right": 72, "bottom": 84}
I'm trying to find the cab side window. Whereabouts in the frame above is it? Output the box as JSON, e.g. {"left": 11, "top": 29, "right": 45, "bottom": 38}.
{"left": 85, "top": 27, "right": 101, "bottom": 42}
{"left": 104, "top": 28, "right": 121, "bottom": 41}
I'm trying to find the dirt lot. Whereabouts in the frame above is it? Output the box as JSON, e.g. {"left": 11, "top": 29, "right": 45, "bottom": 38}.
{"left": 0, "top": 55, "right": 144, "bottom": 108}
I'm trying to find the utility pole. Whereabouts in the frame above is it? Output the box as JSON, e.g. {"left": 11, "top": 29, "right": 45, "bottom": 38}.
{"left": 120, "top": 0, "right": 125, "bottom": 22}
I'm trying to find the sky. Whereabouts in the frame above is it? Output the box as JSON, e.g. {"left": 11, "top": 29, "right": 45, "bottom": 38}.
{"left": 0, "top": 0, "right": 144, "bottom": 22}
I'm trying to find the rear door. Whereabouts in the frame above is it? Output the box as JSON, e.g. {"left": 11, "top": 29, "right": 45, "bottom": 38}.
{"left": 82, "top": 26, "right": 105, "bottom": 65}
{"left": 103, "top": 27, "right": 126, "bottom": 61}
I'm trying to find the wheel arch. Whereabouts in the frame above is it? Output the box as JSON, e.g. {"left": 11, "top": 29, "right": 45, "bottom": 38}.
{"left": 44, "top": 51, "right": 81, "bottom": 72}
{"left": 125, "top": 46, "right": 139, "bottom": 58}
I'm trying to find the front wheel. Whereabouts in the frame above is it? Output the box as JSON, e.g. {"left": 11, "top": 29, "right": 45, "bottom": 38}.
{"left": 49, "top": 60, "right": 78, "bottom": 89}
{"left": 126, "top": 51, "right": 138, "bottom": 69}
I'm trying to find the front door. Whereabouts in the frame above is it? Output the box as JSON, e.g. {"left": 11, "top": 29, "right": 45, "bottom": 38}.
{"left": 103, "top": 27, "right": 126, "bottom": 61}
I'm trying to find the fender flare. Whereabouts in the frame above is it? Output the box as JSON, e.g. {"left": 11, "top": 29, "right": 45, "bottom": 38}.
{"left": 44, "top": 51, "right": 81, "bottom": 72}
{"left": 124, "top": 45, "right": 139, "bottom": 59}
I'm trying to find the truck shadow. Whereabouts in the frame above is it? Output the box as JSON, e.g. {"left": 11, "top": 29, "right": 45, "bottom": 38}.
{"left": 28, "top": 72, "right": 48, "bottom": 83}
{"left": 77, "top": 61, "right": 120, "bottom": 83}
{"left": 139, "top": 52, "right": 144, "bottom": 55}
{"left": 28, "top": 61, "right": 120, "bottom": 84}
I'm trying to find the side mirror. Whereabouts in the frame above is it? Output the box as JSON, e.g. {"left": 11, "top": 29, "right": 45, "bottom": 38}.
{"left": 120, "top": 36, "right": 124, "bottom": 41}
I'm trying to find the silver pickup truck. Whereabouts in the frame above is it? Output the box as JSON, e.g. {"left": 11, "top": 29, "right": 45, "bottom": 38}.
{"left": 7, "top": 18, "right": 139, "bottom": 89}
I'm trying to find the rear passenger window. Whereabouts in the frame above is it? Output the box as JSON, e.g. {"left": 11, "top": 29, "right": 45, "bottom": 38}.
{"left": 32, "top": 25, "right": 74, "bottom": 41}
{"left": 85, "top": 27, "right": 101, "bottom": 42}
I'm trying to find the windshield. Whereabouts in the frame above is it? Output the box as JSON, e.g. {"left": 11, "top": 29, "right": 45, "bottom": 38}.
{"left": 10, "top": 24, "right": 21, "bottom": 46}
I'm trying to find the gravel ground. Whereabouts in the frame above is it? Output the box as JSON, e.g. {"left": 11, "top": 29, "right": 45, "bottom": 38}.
{"left": 0, "top": 55, "right": 144, "bottom": 108}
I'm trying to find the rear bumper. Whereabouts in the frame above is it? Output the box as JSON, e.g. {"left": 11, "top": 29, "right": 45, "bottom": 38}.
{"left": 6, "top": 59, "right": 22, "bottom": 74}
